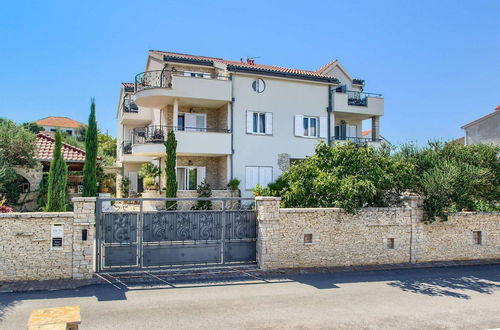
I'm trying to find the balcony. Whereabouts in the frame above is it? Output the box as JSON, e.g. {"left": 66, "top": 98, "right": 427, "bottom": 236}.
{"left": 332, "top": 135, "right": 382, "bottom": 146}
{"left": 119, "top": 96, "right": 152, "bottom": 125}
{"left": 333, "top": 90, "right": 384, "bottom": 117}
{"left": 133, "top": 70, "right": 232, "bottom": 108}
{"left": 131, "top": 125, "right": 231, "bottom": 157}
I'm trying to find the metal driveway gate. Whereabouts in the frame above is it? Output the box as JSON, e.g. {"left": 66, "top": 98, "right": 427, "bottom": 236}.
{"left": 95, "top": 197, "right": 256, "bottom": 271}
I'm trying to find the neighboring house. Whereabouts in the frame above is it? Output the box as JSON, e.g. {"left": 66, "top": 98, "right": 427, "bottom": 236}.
{"left": 361, "top": 130, "right": 391, "bottom": 145}
{"left": 115, "top": 50, "right": 385, "bottom": 198}
{"left": 35, "top": 116, "right": 86, "bottom": 137}
{"left": 460, "top": 105, "right": 500, "bottom": 146}
{"left": 13, "top": 133, "right": 89, "bottom": 211}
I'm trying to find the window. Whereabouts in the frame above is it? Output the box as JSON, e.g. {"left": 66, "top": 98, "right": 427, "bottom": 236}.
{"left": 65, "top": 130, "right": 73, "bottom": 136}
{"left": 247, "top": 111, "right": 272, "bottom": 135}
{"left": 304, "top": 234, "right": 313, "bottom": 244}
{"left": 245, "top": 166, "right": 273, "bottom": 190}
{"left": 294, "top": 115, "right": 327, "bottom": 138}
{"left": 303, "top": 116, "right": 318, "bottom": 137}
{"left": 182, "top": 113, "right": 206, "bottom": 132}
{"left": 386, "top": 238, "right": 395, "bottom": 249}
{"left": 252, "top": 78, "right": 266, "bottom": 93}
{"left": 472, "top": 231, "right": 482, "bottom": 245}
{"left": 334, "top": 124, "right": 357, "bottom": 140}
{"left": 177, "top": 167, "right": 206, "bottom": 190}
{"left": 50, "top": 128, "right": 56, "bottom": 132}
{"left": 184, "top": 71, "right": 211, "bottom": 79}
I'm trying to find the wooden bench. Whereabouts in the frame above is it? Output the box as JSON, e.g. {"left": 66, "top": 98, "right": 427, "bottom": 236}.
{"left": 27, "top": 306, "right": 81, "bottom": 330}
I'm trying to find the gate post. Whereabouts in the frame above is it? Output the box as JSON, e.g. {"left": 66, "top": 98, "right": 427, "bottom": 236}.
{"left": 255, "top": 196, "right": 281, "bottom": 270}
{"left": 72, "top": 197, "right": 97, "bottom": 279}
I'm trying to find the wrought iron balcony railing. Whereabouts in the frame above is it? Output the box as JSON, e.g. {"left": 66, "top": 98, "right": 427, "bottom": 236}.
{"left": 332, "top": 136, "right": 381, "bottom": 143}
{"left": 122, "top": 97, "right": 138, "bottom": 113}
{"left": 122, "top": 141, "right": 132, "bottom": 154}
{"left": 343, "top": 90, "right": 383, "bottom": 107}
{"left": 132, "top": 125, "right": 230, "bottom": 144}
{"left": 134, "top": 70, "right": 230, "bottom": 93}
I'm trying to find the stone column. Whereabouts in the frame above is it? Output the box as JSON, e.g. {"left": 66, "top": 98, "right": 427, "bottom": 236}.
{"left": 371, "top": 116, "right": 380, "bottom": 141}
{"left": 72, "top": 197, "right": 96, "bottom": 279}
{"left": 255, "top": 196, "right": 281, "bottom": 270}
{"left": 402, "top": 194, "right": 425, "bottom": 263}
{"left": 173, "top": 98, "right": 179, "bottom": 127}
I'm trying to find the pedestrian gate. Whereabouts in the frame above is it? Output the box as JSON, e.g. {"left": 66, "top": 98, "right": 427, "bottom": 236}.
{"left": 95, "top": 197, "right": 257, "bottom": 271}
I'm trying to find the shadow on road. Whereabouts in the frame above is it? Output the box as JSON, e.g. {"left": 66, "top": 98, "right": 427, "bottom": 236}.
{"left": 1, "top": 264, "right": 499, "bottom": 322}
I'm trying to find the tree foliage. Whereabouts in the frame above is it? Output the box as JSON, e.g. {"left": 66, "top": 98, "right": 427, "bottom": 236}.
{"left": 193, "top": 180, "right": 212, "bottom": 210}
{"left": 45, "top": 130, "right": 68, "bottom": 211}
{"left": 0, "top": 118, "right": 37, "bottom": 167}
{"left": 164, "top": 130, "right": 177, "bottom": 209}
{"left": 266, "top": 141, "right": 499, "bottom": 221}
{"left": 82, "top": 99, "right": 98, "bottom": 197}
{"left": 22, "top": 122, "right": 44, "bottom": 134}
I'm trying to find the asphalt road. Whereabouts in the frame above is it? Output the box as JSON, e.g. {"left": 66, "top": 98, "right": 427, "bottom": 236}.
{"left": 1, "top": 264, "right": 499, "bottom": 329}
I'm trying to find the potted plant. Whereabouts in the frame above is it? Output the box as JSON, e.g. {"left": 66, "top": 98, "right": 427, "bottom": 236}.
{"left": 139, "top": 163, "right": 160, "bottom": 191}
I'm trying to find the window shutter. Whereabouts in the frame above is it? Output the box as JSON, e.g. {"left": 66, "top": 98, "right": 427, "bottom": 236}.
{"left": 265, "top": 112, "right": 273, "bottom": 134}
{"left": 128, "top": 172, "right": 138, "bottom": 193}
{"left": 246, "top": 111, "right": 253, "bottom": 133}
{"left": 197, "top": 167, "right": 206, "bottom": 186}
{"left": 245, "top": 166, "right": 259, "bottom": 190}
{"left": 294, "top": 115, "right": 304, "bottom": 136}
{"left": 185, "top": 113, "right": 197, "bottom": 131}
{"left": 259, "top": 167, "right": 273, "bottom": 187}
{"left": 319, "top": 117, "right": 327, "bottom": 138}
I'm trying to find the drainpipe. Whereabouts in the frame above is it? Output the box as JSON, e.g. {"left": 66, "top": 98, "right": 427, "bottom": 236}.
{"left": 327, "top": 86, "right": 333, "bottom": 147}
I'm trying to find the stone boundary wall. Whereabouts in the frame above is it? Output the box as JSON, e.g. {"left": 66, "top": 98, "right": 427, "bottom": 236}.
{"left": 255, "top": 196, "right": 500, "bottom": 269}
{"left": 0, "top": 197, "right": 96, "bottom": 281}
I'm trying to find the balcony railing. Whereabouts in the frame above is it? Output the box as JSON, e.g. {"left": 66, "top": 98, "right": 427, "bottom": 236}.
{"left": 132, "top": 125, "right": 230, "bottom": 144}
{"left": 134, "top": 70, "right": 230, "bottom": 93}
{"left": 122, "top": 97, "right": 138, "bottom": 113}
{"left": 122, "top": 141, "right": 132, "bottom": 154}
{"left": 345, "top": 91, "right": 383, "bottom": 107}
{"left": 332, "top": 136, "right": 381, "bottom": 143}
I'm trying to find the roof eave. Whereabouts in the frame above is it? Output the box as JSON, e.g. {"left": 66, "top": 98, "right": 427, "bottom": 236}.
{"left": 163, "top": 55, "right": 214, "bottom": 67}
{"left": 227, "top": 65, "right": 340, "bottom": 84}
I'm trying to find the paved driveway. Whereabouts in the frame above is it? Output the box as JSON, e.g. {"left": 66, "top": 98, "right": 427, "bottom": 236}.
{"left": 1, "top": 264, "right": 499, "bottom": 329}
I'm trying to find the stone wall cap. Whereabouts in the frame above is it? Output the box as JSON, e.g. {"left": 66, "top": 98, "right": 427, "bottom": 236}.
{"left": 0, "top": 212, "right": 74, "bottom": 218}
{"left": 255, "top": 196, "right": 281, "bottom": 201}
{"left": 71, "top": 197, "right": 97, "bottom": 202}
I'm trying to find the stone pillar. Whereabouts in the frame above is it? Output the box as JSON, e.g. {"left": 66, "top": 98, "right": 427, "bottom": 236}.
{"left": 255, "top": 196, "right": 281, "bottom": 270}
{"left": 72, "top": 197, "right": 96, "bottom": 279}
{"left": 402, "top": 194, "right": 425, "bottom": 263}
{"left": 371, "top": 116, "right": 380, "bottom": 141}
{"left": 173, "top": 98, "right": 179, "bottom": 127}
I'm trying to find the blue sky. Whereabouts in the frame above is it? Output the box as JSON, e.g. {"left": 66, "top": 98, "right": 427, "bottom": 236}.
{"left": 1, "top": 0, "right": 498, "bottom": 145}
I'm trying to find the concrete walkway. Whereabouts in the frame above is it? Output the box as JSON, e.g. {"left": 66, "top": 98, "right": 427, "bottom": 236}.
{"left": 1, "top": 264, "right": 499, "bottom": 329}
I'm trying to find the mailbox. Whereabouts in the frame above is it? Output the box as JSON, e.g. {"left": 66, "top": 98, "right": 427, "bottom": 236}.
{"left": 51, "top": 224, "right": 64, "bottom": 248}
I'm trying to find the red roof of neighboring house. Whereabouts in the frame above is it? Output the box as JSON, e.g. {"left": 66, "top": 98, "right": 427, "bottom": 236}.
{"left": 149, "top": 50, "right": 338, "bottom": 81}
{"left": 35, "top": 116, "right": 85, "bottom": 129}
{"left": 122, "top": 82, "right": 134, "bottom": 92}
{"left": 461, "top": 105, "right": 500, "bottom": 129}
{"left": 362, "top": 130, "right": 372, "bottom": 137}
{"left": 36, "top": 133, "right": 86, "bottom": 162}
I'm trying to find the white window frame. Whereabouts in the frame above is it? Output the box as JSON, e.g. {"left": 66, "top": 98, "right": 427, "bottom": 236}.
{"left": 247, "top": 111, "right": 272, "bottom": 135}
{"left": 177, "top": 166, "right": 206, "bottom": 191}
{"left": 245, "top": 166, "right": 273, "bottom": 190}
{"left": 303, "top": 116, "right": 319, "bottom": 137}
{"left": 179, "top": 112, "right": 207, "bottom": 132}
{"left": 183, "top": 71, "right": 211, "bottom": 79}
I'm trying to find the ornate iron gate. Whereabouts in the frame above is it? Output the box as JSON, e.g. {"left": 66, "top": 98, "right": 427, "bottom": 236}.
{"left": 95, "top": 197, "right": 256, "bottom": 271}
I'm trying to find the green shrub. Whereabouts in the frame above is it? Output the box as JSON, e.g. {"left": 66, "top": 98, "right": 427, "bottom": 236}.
{"left": 192, "top": 180, "right": 212, "bottom": 210}
{"left": 227, "top": 178, "right": 240, "bottom": 191}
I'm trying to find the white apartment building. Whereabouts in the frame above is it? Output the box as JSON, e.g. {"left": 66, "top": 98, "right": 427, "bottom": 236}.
{"left": 116, "top": 50, "right": 384, "bottom": 198}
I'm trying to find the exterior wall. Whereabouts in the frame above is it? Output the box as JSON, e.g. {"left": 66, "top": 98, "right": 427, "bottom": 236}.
{"left": 255, "top": 197, "right": 500, "bottom": 269}
{"left": 232, "top": 75, "right": 330, "bottom": 197}
{"left": 177, "top": 155, "right": 228, "bottom": 189}
{"left": 0, "top": 197, "right": 96, "bottom": 281}
{"left": 464, "top": 113, "right": 500, "bottom": 146}
{"left": 417, "top": 212, "right": 500, "bottom": 262}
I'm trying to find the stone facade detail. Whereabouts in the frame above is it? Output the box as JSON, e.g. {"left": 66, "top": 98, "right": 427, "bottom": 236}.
{"left": 255, "top": 196, "right": 500, "bottom": 269}
{"left": 13, "top": 164, "right": 43, "bottom": 191}
{"left": 0, "top": 197, "right": 96, "bottom": 281}
{"left": 277, "top": 153, "right": 291, "bottom": 171}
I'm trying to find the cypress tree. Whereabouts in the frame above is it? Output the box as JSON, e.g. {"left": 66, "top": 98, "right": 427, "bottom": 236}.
{"left": 46, "top": 130, "right": 68, "bottom": 211}
{"left": 164, "top": 130, "right": 177, "bottom": 209}
{"left": 83, "top": 98, "right": 98, "bottom": 197}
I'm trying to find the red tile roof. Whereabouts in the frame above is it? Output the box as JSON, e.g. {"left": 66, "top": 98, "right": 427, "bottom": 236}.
{"left": 35, "top": 116, "right": 85, "bottom": 129}
{"left": 461, "top": 106, "right": 500, "bottom": 129}
{"left": 149, "top": 50, "right": 338, "bottom": 81}
{"left": 36, "top": 133, "right": 86, "bottom": 162}
{"left": 362, "top": 130, "right": 372, "bottom": 137}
